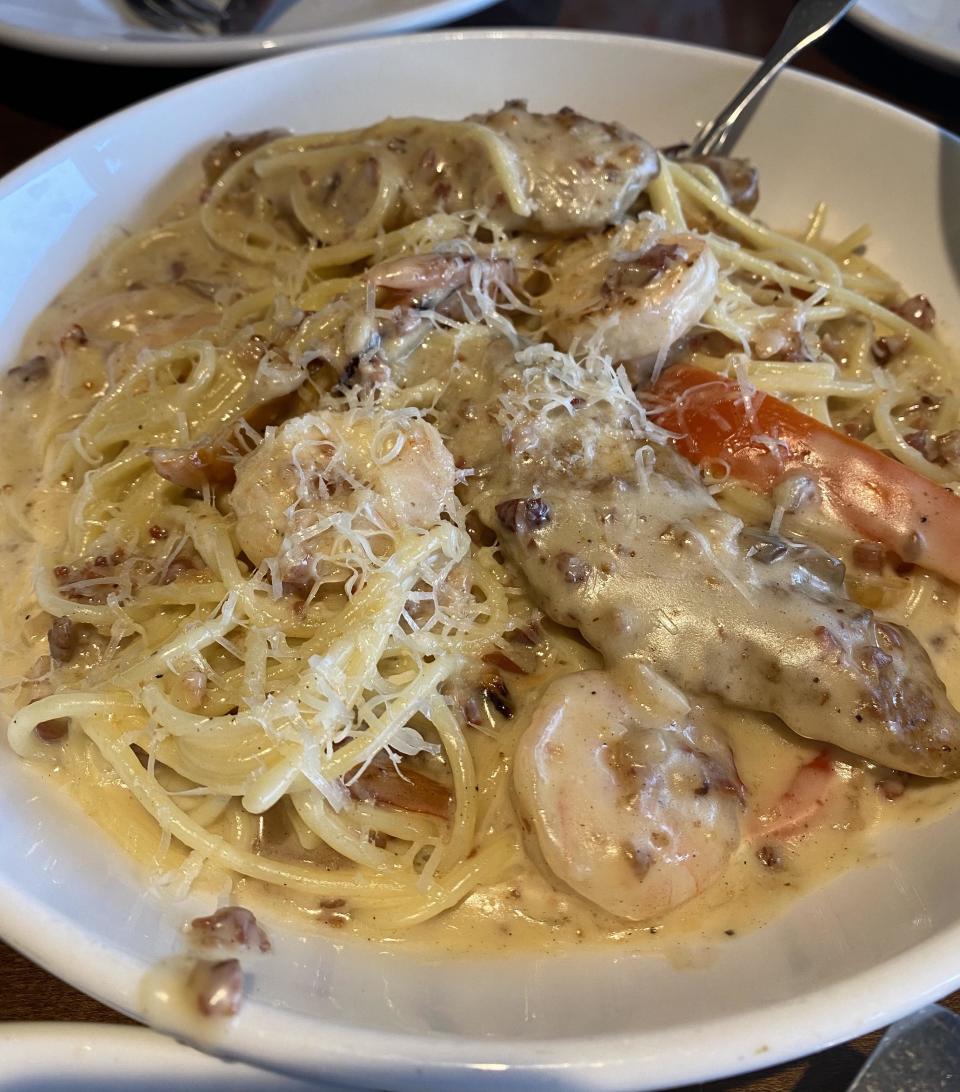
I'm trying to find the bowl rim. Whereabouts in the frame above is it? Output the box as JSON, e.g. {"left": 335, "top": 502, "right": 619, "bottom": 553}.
{"left": 848, "top": 1, "right": 960, "bottom": 74}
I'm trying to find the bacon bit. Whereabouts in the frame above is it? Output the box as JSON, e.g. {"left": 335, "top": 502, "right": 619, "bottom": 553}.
{"left": 35, "top": 718, "right": 69, "bottom": 743}
{"left": 871, "top": 334, "right": 907, "bottom": 365}
{"left": 756, "top": 844, "right": 782, "bottom": 869}
{"left": 338, "top": 355, "right": 390, "bottom": 393}
{"left": 189, "top": 958, "right": 244, "bottom": 1017}
{"left": 902, "top": 429, "right": 960, "bottom": 473}
{"left": 149, "top": 439, "right": 236, "bottom": 491}
{"left": 462, "top": 695, "right": 484, "bottom": 727}
{"left": 54, "top": 557, "right": 123, "bottom": 604}
{"left": 465, "top": 511, "right": 497, "bottom": 547}
{"left": 59, "top": 324, "right": 87, "bottom": 351}
{"left": 905, "top": 429, "right": 937, "bottom": 460}
{"left": 696, "top": 154, "right": 759, "bottom": 212}
{"left": 482, "top": 651, "right": 527, "bottom": 675}
{"left": 189, "top": 906, "right": 271, "bottom": 953}
{"left": 149, "top": 524, "right": 169, "bottom": 540}
{"left": 349, "top": 754, "right": 453, "bottom": 820}
{"left": 47, "top": 617, "right": 78, "bottom": 663}
{"left": 9, "top": 355, "right": 50, "bottom": 383}
{"left": 555, "top": 551, "right": 591, "bottom": 584}
{"left": 160, "top": 556, "right": 198, "bottom": 586}
{"left": 318, "top": 898, "right": 346, "bottom": 910}
{"left": 506, "top": 622, "right": 541, "bottom": 647}
{"left": 495, "top": 497, "right": 551, "bottom": 534}
{"left": 843, "top": 415, "right": 873, "bottom": 441}
{"left": 894, "top": 294, "right": 935, "bottom": 331}
{"left": 937, "top": 430, "right": 960, "bottom": 471}
{"left": 483, "top": 675, "right": 514, "bottom": 718}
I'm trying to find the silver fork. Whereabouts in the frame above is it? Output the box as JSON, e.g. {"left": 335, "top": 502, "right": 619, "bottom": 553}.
{"left": 125, "top": 0, "right": 224, "bottom": 35}
{"left": 688, "top": 0, "right": 859, "bottom": 156}
{"left": 125, "top": 0, "right": 289, "bottom": 35}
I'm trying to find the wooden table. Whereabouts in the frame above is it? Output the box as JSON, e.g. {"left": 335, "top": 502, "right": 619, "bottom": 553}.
{"left": 0, "top": 1, "right": 957, "bottom": 1089}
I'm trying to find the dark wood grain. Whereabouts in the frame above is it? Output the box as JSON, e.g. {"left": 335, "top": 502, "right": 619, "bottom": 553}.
{"left": 0, "top": 1, "right": 957, "bottom": 1087}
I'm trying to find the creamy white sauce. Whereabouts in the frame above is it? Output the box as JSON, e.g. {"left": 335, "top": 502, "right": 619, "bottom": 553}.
{"left": 2, "top": 113, "right": 960, "bottom": 964}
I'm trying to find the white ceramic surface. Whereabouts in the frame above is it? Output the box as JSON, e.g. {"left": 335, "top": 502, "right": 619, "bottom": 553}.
{"left": 0, "top": 1024, "right": 349, "bottom": 1090}
{"left": 0, "top": 0, "right": 496, "bottom": 66}
{"left": 850, "top": 0, "right": 960, "bottom": 71}
{"left": 0, "top": 29, "right": 959, "bottom": 1092}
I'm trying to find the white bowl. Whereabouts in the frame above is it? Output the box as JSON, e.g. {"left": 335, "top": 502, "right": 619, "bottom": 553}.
{"left": 1, "top": 30, "right": 959, "bottom": 1092}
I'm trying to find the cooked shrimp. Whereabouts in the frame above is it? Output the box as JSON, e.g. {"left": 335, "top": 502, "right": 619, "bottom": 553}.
{"left": 749, "top": 752, "right": 837, "bottom": 840}
{"left": 514, "top": 670, "right": 743, "bottom": 921}
{"left": 230, "top": 407, "right": 455, "bottom": 584}
{"left": 540, "top": 222, "right": 718, "bottom": 372}
{"left": 367, "top": 252, "right": 515, "bottom": 311}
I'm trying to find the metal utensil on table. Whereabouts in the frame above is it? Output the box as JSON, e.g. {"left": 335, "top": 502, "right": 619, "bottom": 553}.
{"left": 846, "top": 1004, "right": 960, "bottom": 1090}
{"left": 688, "top": 0, "right": 858, "bottom": 157}
{"left": 126, "top": 0, "right": 222, "bottom": 34}
{"left": 126, "top": 0, "right": 294, "bottom": 36}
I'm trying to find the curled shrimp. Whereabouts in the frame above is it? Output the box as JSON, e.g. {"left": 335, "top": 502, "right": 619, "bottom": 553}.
{"left": 367, "top": 252, "right": 515, "bottom": 310}
{"left": 541, "top": 222, "right": 718, "bottom": 372}
{"left": 230, "top": 407, "right": 455, "bottom": 586}
{"left": 513, "top": 670, "right": 743, "bottom": 922}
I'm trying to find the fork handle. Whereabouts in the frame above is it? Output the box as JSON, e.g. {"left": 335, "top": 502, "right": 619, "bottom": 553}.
{"left": 689, "top": 0, "right": 857, "bottom": 157}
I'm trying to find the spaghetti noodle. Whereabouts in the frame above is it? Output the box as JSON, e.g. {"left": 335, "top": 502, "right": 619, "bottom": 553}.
{"left": 3, "top": 103, "right": 959, "bottom": 941}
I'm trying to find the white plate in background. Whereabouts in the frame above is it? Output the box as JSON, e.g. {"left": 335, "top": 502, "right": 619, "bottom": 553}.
{"left": 0, "top": 0, "right": 497, "bottom": 67}
{"left": 850, "top": 0, "right": 960, "bottom": 71}
{"left": 0, "top": 28, "right": 959, "bottom": 1092}
{"left": 0, "top": 1024, "right": 351, "bottom": 1091}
